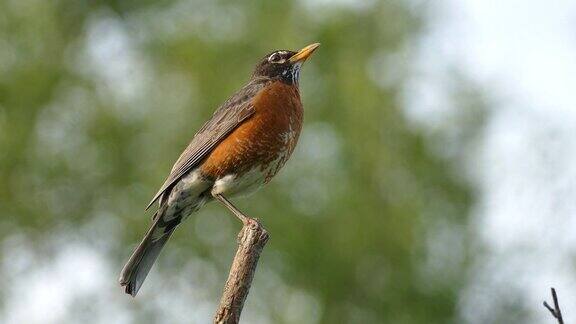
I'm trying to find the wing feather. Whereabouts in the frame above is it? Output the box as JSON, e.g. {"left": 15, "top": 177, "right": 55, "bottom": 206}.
{"left": 145, "top": 78, "right": 269, "bottom": 210}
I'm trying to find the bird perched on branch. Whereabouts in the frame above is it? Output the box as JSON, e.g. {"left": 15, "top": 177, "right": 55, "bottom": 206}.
{"left": 119, "top": 43, "right": 320, "bottom": 296}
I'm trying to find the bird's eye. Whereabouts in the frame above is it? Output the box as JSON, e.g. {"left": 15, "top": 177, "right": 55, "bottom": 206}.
{"left": 268, "top": 53, "right": 283, "bottom": 63}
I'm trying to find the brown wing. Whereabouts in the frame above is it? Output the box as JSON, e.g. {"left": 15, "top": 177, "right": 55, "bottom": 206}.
{"left": 145, "top": 78, "right": 270, "bottom": 210}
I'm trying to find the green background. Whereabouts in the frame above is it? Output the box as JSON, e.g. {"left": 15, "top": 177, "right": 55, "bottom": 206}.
{"left": 0, "top": 0, "right": 493, "bottom": 323}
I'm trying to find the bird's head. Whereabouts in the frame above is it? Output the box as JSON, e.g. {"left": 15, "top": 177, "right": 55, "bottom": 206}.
{"left": 252, "top": 43, "right": 320, "bottom": 85}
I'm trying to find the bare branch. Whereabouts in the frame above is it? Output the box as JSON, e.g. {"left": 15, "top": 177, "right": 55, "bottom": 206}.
{"left": 213, "top": 218, "right": 269, "bottom": 324}
{"left": 543, "top": 288, "right": 564, "bottom": 324}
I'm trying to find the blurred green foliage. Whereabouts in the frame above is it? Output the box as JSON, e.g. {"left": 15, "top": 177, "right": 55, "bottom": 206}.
{"left": 0, "top": 0, "right": 475, "bottom": 323}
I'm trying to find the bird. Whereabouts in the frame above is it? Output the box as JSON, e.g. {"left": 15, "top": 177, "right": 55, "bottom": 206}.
{"left": 119, "top": 43, "right": 320, "bottom": 296}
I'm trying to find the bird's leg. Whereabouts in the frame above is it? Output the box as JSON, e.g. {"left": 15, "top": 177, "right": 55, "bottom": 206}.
{"left": 213, "top": 193, "right": 254, "bottom": 225}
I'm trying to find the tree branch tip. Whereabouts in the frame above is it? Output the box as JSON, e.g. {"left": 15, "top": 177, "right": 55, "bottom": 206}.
{"left": 543, "top": 287, "right": 564, "bottom": 324}
{"left": 214, "top": 215, "right": 270, "bottom": 323}
{"left": 543, "top": 301, "right": 556, "bottom": 317}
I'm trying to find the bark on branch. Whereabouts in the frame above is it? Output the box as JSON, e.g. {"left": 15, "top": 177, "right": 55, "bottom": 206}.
{"left": 213, "top": 219, "right": 269, "bottom": 324}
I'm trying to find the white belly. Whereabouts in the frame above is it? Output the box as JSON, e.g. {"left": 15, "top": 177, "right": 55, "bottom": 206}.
{"left": 211, "top": 167, "right": 267, "bottom": 198}
{"left": 211, "top": 149, "right": 293, "bottom": 197}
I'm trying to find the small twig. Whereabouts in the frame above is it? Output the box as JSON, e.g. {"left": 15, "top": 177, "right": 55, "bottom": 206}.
{"left": 543, "top": 288, "right": 564, "bottom": 324}
{"left": 213, "top": 219, "right": 269, "bottom": 324}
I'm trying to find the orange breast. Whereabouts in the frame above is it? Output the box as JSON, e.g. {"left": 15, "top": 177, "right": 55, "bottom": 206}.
{"left": 200, "top": 81, "right": 303, "bottom": 180}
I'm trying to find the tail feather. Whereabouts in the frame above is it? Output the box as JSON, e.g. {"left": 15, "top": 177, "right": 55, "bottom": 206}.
{"left": 119, "top": 213, "right": 174, "bottom": 297}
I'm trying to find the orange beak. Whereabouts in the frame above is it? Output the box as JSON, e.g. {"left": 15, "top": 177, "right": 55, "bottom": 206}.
{"left": 289, "top": 43, "right": 321, "bottom": 63}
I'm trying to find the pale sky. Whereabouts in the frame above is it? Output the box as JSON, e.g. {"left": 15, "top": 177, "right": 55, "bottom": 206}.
{"left": 407, "top": 0, "right": 576, "bottom": 322}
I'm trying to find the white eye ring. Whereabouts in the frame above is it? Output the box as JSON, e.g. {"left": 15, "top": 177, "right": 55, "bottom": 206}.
{"left": 268, "top": 53, "right": 284, "bottom": 63}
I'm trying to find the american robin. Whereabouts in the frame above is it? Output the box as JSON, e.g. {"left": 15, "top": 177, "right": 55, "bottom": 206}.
{"left": 119, "top": 43, "right": 320, "bottom": 296}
